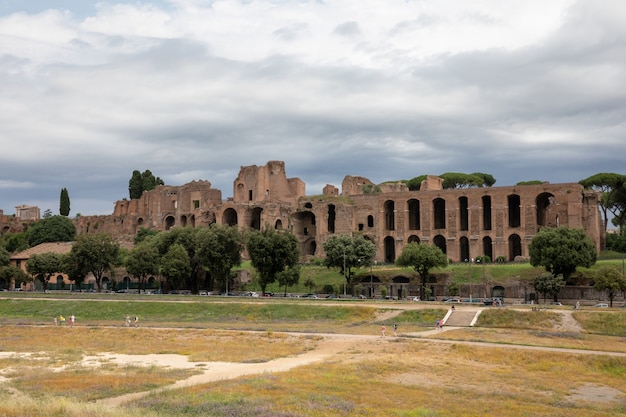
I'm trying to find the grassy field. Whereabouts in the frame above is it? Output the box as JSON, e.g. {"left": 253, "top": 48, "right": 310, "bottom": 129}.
{"left": 1, "top": 295, "right": 626, "bottom": 416}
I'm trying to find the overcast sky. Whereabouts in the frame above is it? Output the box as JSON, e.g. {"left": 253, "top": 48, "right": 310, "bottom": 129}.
{"left": 1, "top": 0, "right": 624, "bottom": 216}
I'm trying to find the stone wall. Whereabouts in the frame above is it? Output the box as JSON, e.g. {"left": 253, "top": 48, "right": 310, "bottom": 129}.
{"left": 68, "top": 161, "right": 602, "bottom": 265}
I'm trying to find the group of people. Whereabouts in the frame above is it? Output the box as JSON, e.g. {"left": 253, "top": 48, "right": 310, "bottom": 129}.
{"left": 54, "top": 314, "right": 75, "bottom": 326}
{"left": 126, "top": 315, "right": 139, "bottom": 327}
{"left": 381, "top": 323, "right": 399, "bottom": 337}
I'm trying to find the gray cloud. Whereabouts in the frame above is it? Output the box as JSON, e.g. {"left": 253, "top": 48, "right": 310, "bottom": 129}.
{"left": 1, "top": 0, "right": 624, "bottom": 216}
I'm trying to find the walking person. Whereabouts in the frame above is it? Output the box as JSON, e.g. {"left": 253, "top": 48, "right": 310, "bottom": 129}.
{"left": 134, "top": 316, "right": 139, "bottom": 327}
{"left": 125, "top": 315, "right": 131, "bottom": 327}
{"left": 69, "top": 314, "right": 75, "bottom": 326}
{"left": 381, "top": 323, "right": 386, "bottom": 338}
{"left": 393, "top": 323, "right": 398, "bottom": 336}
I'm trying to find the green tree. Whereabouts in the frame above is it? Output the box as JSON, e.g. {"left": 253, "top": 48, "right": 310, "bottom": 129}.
{"left": 160, "top": 243, "right": 191, "bottom": 291}
{"left": 396, "top": 242, "right": 448, "bottom": 300}
{"left": 62, "top": 251, "right": 90, "bottom": 291}
{"left": 3, "top": 232, "right": 29, "bottom": 253}
{"left": 403, "top": 175, "right": 427, "bottom": 191}
{"left": 579, "top": 173, "right": 626, "bottom": 235}
{"left": 593, "top": 266, "right": 626, "bottom": 307}
{"left": 153, "top": 227, "right": 202, "bottom": 293}
{"left": 196, "top": 224, "right": 243, "bottom": 293}
{"left": 0, "top": 246, "right": 9, "bottom": 266}
{"left": 59, "top": 187, "right": 70, "bottom": 216}
{"left": 69, "top": 233, "right": 120, "bottom": 292}
{"left": 0, "top": 265, "right": 27, "bottom": 291}
{"left": 277, "top": 265, "right": 301, "bottom": 296}
{"left": 134, "top": 227, "right": 159, "bottom": 245}
{"left": 533, "top": 272, "right": 565, "bottom": 303}
{"left": 395, "top": 242, "right": 448, "bottom": 300}
{"left": 323, "top": 234, "right": 376, "bottom": 294}
{"left": 26, "top": 252, "right": 63, "bottom": 291}
{"left": 440, "top": 172, "right": 495, "bottom": 189}
{"left": 246, "top": 228, "right": 299, "bottom": 295}
{"left": 128, "top": 169, "right": 165, "bottom": 199}
{"left": 27, "top": 215, "right": 76, "bottom": 246}
{"left": 125, "top": 240, "right": 160, "bottom": 293}
{"left": 529, "top": 227, "right": 597, "bottom": 283}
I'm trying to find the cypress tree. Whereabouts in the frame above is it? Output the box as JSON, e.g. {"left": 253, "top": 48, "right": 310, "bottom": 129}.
{"left": 59, "top": 187, "right": 71, "bottom": 216}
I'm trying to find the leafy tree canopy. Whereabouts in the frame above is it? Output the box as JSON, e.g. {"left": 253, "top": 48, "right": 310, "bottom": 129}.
{"left": 516, "top": 180, "right": 545, "bottom": 185}
{"left": 247, "top": 227, "right": 299, "bottom": 295}
{"left": 69, "top": 233, "right": 120, "bottom": 292}
{"left": 196, "top": 224, "right": 243, "bottom": 293}
{"left": 395, "top": 242, "right": 448, "bottom": 300}
{"left": 323, "top": 234, "right": 376, "bottom": 291}
{"left": 125, "top": 240, "right": 160, "bottom": 292}
{"left": 579, "top": 172, "right": 626, "bottom": 233}
{"left": 528, "top": 227, "right": 596, "bottom": 282}
{"left": 160, "top": 243, "right": 191, "bottom": 291}
{"left": 533, "top": 272, "right": 565, "bottom": 303}
{"left": 593, "top": 266, "right": 626, "bottom": 307}
{"left": 129, "top": 170, "right": 164, "bottom": 199}
{"left": 26, "top": 252, "right": 64, "bottom": 291}
{"left": 27, "top": 215, "right": 76, "bottom": 247}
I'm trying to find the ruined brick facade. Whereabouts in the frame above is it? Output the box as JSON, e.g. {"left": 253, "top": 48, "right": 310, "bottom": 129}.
{"left": 72, "top": 160, "right": 603, "bottom": 263}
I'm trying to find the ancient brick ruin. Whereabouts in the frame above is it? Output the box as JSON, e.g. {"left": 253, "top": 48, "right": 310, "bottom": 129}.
{"left": 72, "top": 160, "right": 603, "bottom": 264}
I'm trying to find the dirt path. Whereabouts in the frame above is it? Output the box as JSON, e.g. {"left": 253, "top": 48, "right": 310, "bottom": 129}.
{"left": 95, "top": 310, "right": 625, "bottom": 408}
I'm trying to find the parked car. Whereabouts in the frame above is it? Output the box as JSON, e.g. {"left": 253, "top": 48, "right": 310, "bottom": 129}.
{"left": 301, "top": 293, "right": 318, "bottom": 298}
{"left": 594, "top": 303, "right": 609, "bottom": 308}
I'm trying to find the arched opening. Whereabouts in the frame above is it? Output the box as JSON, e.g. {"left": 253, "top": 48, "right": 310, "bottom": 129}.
{"left": 433, "top": 235, "right": 447, "bottom": 254}
{"left": 433, "top": 198, "right": 446, "bottom": 229}
{"left": 180, "top": 215, "right": 187, "bottom": 227}
{"left": 508, "top": 194, "right": 521, "bottom": 228}
{"left": 459, "top": 236, "right": 470, "bottom": 262}
{"left": 275, "top": 219, "right": 283, "bottom": 229}
{"left": 292, "top": 211, "right": 316, "bottom": 241}
{"left": 407, "top": 235, "right": 420, "bottom": 244}
{"left": 384, "top": 200, "right": 395, "bottom": 230}
{"left": 482, "top": 195, "right": 492, "bottom": 231}
{"left": 308, "top": 240, "right": 317, "bottom": 256}
{"left": 536, "top": 192, "right": 556, "bottom": 228}
{"left": 384, "top": 236, "right": 396, "bottom": 262}
{"left": 222, "top": 208, "right": 238, "bottom": 226}
{"left": 367, "top": 215, "right": 374, "bottom": 228}
{"left": 508, "top": 234, "right": 522, "bottom": 261}
{"left": 408, "top": 199, "right": 420, "bottom": 230}
{"left": 164, "top": 215, "right": 175, "bottom": 230}
{"left": 459, "top": 196, "right": 468, "bottom": 231}
{"left": 246, "top": 207, "right": 263, "bottom": 230}
{"left": 137, "top": 217, "right": 144, "bottom": 226}
{"left": 190, "top": 214, "right": 196, "bottom": 228}
{"left": 482, "top": 236, "right": 493, "bottom": 261}
{"left": 327, "top": 204, "right": 336, "bottom": 233}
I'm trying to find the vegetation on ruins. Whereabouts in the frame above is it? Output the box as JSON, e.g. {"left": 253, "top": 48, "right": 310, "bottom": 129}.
{"left": 323, "top": 234, "right": 376, "bottom": 292}
{"left": 579, "top": 172, "right": 626, "bottom": 233}
{"left": 246, "top": 227, "right": 299, "bottom": 295}
{"left": 27, "top": 215, "right": 76, "bottom": 246}
{"left": 395, "top": 242, "right": 448, "bottom": 300}
{"left": 529, "top": 227, "right": 597, "bottom": 283}
{"left": 439, "top": 172, "right": 496, "bottom": 188}
{"left": 59, "top": 187, "right": 70, "bottom": 216}
{"left": 128, "top": 169, "right": 164, "bottom": 199}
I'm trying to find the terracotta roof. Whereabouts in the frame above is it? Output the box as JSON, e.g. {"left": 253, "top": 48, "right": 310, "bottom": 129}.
{"left": 11, "top": 242, "right": 73, "bottom": 260}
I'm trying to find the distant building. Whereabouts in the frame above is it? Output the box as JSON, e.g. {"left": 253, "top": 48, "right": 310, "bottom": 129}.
{"left": 15, "top": 205, "right": 40, "bottom": 221}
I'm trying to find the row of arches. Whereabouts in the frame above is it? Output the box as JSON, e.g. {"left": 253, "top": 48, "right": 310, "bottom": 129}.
{"left": 383, "top": 234, "right": 524, "bottom": 263}
{"left": 383, "top": 192, "right": 557, "bottom": 232}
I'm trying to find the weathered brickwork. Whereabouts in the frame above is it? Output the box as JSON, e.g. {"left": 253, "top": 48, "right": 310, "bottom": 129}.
{"left": 71, "top": 161, "right": 603, "bottom": 263}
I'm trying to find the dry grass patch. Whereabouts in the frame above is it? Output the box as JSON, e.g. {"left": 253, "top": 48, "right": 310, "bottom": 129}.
{"left": 0, "top": 326, "right": 317, "bottom": 362}
{"left": 132, "top": 339, "right": 626, "bottom": 416}
{"left": 424, "top": 327, "right": 626, "bottom": 353}
{"left": 10, "top": 364, "right": 196, "bottom": 401}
